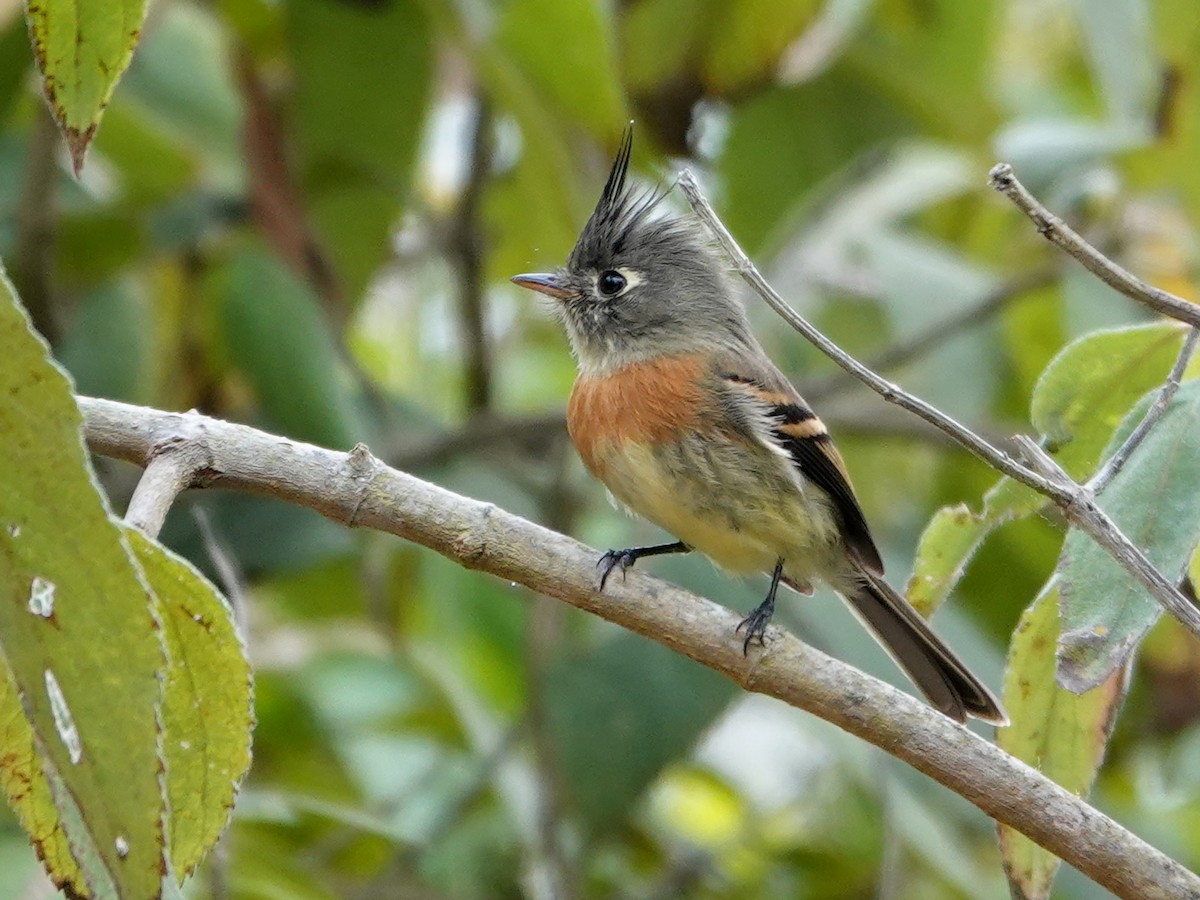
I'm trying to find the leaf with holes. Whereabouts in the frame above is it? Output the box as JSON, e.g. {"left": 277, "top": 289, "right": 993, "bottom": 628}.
{"left": 0, "top": 264, "right": 165, "bottom": 896}
{"left": 998, "top": 588, "right": 1127, "bottom": 900}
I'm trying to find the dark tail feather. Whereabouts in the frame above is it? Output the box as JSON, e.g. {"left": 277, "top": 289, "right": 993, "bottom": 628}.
{"left": 841, "top": 573, "right": 1008, "bottom": 725}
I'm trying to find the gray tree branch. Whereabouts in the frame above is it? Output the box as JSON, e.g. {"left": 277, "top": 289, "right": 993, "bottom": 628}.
{"left": 79, "top": 395, "right": 1199, "bottom": 900}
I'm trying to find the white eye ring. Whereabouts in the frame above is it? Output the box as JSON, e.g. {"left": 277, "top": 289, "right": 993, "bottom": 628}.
{"left": 595, "top": 268, "right": 640, "bottom": 297}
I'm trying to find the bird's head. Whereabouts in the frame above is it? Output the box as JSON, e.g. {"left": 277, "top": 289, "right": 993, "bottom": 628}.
{"left": 512, "top": 126, "right": 752, "bottom": 374}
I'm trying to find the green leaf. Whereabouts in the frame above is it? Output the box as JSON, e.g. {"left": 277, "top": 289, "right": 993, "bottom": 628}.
{"left": 1030, "top": 322, "right": 1186, "bottom": 479}
{"left": 124, "top": 528, "right": 253, "bottom": 878}
{"left": 0, "top": 265, "right": 165, "bottom": 896}
{"left": 210, "top": 247, "right": 365, "bottom": 450}
{"left": 906, "top": 504, "right": 993, "bottom": 618}
{"left": 906, "top": 476, "right": 1050, "bottom": 619}
{"left": 24, "top": 0, "right": 152, "bottom": 173}
{"left": 547, "top": 633, "right": 735, "bottom": 833}
{"left": 0, "top": 680, "right": 83, "bottom": 893}
{"left": 496, "top": 0, "right": 627, "bottom": 138}
{"left": 997, "top": 588, "right": 1126, "bottom": 900}
{"left": 925, "top": 321, "right": 1188, "bottom": 601}
{"left": 288, "top": 0, "right": 432, "bottom": 302}
{"left": 1057, "top": 381, "right": 1200, "bottom": 692}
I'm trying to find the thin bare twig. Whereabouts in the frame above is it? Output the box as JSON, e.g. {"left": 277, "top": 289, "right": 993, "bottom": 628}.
{"left": 806, "top": 268, "right": 1056, "bottom": 403}
{"left": 988, "top": 163, "right": 1200, "bottom": 329}
{"left": 1089, "top": 325, "right": 1200, "bottom": 494}
{"left": 78, "top": 396, "right": 1200, "bottom": 900}
{"left": 678, "top": 169, "right": 1200, "bottom": 640}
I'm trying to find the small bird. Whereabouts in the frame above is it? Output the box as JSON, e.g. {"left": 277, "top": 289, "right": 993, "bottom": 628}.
{"left": 511, "top": 128, "right": 1006, "bottom": 725}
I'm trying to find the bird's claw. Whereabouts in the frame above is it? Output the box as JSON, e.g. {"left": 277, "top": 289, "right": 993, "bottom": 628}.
{"left": 735, "top": 607, "right": 771, "bottom": 655}
{"left": 597, "top": 548, "right": 637, "bottom": 591}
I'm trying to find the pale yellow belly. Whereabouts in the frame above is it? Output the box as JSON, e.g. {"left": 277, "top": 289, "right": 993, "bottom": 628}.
{"left": 594, "top": 440, "right": 842, "bottom": 581}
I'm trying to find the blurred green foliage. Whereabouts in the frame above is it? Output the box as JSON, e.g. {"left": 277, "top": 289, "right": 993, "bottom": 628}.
{"left": 3, "top": 0, "right": 1200, "bottom": 897}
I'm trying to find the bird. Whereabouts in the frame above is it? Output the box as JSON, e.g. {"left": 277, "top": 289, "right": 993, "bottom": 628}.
{"left": 511, "top": 127, "right": 1006, "bottom": 725}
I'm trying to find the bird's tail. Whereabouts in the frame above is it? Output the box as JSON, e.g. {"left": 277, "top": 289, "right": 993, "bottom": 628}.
{"left": 841, "top": 572, "right": 1007, "bottom": 725}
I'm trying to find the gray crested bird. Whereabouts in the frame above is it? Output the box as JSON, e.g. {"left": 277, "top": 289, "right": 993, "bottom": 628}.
{"left": 511, "top": 128, "right": 1006, "bottom": 725}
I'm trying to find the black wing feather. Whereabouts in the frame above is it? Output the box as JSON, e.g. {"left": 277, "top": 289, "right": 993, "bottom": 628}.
{"left": 773, "top": 427, "right": 883, "bottom": 575}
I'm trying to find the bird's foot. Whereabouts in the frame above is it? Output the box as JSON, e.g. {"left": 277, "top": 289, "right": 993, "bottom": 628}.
{"left": 737, "top": 560, "right": 784, "bottom": 655}
{"left": 597, "top": 548, "right": 639, "bottom": 591}
{"left": 736, "top": 598, "right": 776, "bottom": 655}
{"left": 595, "top": 541, "right": 691, "bottom": 591}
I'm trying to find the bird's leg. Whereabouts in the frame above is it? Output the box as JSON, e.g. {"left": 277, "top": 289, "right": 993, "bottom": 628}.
{"left": 597, "top": 541, "right": 690, "bottom": 590}
{"left": 737, "top": 559, "right": 785, "bottom": 654}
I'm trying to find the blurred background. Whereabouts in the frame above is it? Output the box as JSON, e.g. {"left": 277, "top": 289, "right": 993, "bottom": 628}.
{"left": 3, "top": 0, "right": 1200, "bottom": 897}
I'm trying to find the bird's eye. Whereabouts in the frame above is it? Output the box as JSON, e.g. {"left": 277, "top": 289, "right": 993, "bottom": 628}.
{"left": 597, "top": 270, "right": 627, "bottom": 296}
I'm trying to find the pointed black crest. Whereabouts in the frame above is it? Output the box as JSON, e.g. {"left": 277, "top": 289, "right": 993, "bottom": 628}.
{"left": 596, "top": 123, "right": 634, "bottom": 225}
{"left": 567, "top": 123, "right": 672, "bottom": 270}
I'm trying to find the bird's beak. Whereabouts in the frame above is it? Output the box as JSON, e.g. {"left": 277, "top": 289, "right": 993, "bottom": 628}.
{"left": 511, "top": 272, "right": 577, "bottom": 300}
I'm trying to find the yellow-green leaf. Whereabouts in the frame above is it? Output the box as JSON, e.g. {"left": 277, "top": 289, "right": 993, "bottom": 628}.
{"left": 906, "top": 476, "right": 1048, "bottom": 618}
{"left": 24, "top": 0, "right": 151, "bottom": 172}
{"left": 997, "top": 588, "right": 1127, "bottom": 900}
{"left": 0, "top": 264, "right": 165, "bottom": 896}
{"left": 1030, "top": 322, "right": 1186, "bottom": 479}
{"left": 906, "top": 504, "right": 991, "bottom": 617}
{"left": 125, "top": 528, "right": 253, "bottom": 878}
{"left": 0, "top": 676, "right": 81, "bottom": 890}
